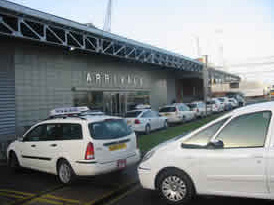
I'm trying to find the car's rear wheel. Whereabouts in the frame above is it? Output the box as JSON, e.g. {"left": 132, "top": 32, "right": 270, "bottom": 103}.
{"left": 157, "top": 169, "right": 195, "bottom": 204}
{"left": 57, "top": 160, "right": 75, "bottom": 184}
{"left": 145, "top": 124, "right": 151, "bottom": 135}
{"left": 163, "top": 120, "right": 168, "bottom": 129}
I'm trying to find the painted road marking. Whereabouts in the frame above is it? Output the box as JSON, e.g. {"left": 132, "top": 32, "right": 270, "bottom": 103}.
{"left": 84, "top": 181, "right": 138, "bottom": 205}
{"left": 0, "top": 188, "right": 80, "bottom": 205}
{"left": 24, "top": 198, "right": 65, "bottom": 205}
{"left": 105, "top": 185, "right": 140, "bottom": 205}
{"left": 0, "top": 189, "right": 35, "bottom": 197}
{"left": 44, "top": 194, "right": 81, "bottom": 204}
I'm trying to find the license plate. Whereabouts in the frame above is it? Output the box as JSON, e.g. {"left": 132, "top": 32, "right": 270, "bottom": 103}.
{"left": 109, "top": 143, "right": 127, "bottom": 151}
{"left": 164, "top": 113, "right": 170, "bottom": 116}
{"left": 127, "top": 120, "right": 132, "bottom": 125}
{"left": 117, "top": 159, "right": 127, "bottom": 168}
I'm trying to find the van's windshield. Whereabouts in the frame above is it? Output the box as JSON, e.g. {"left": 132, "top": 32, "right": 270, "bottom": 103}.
{"left": 89, "top": 119, "right": 133, "bottom": 140}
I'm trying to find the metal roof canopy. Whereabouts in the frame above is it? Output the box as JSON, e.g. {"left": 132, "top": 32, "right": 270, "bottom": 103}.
{"left": 0, "top": 0, "right": 240, "bottom": 82}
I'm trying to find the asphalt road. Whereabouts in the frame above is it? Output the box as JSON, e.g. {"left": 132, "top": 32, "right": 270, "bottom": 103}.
{"left": 0, "top": 163, "right": 138, "bottom": 205}
{"left": 109, "top": 184, "right": 273, "bottom": 205}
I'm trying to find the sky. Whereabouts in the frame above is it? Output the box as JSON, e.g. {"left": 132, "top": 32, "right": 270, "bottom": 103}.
{"left": 7, "top": 0, "right": 274, "bottom": 84}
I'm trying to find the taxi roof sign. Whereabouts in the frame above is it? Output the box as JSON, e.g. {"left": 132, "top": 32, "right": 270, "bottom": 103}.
{"left": 49, "top": 106, "right": 89, "bottom": 117}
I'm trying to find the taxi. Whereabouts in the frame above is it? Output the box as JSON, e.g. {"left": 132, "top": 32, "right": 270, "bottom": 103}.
{"left": 7, "top": 107, "right": 140, "bottom": 184}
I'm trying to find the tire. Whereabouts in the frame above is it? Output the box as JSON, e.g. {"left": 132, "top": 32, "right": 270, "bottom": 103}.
{"left": 157, "top": 169, "right": 195, "bottom": 205}
{"left": 182, "top": 116, "right": 186, "bottom": 123}
{"left": 8, "top": 151, "right": 20, "bottom": 172}
{"left": 163, "top": 120, "right": 168, "bottom": 130}
{"left": 145, "top": 124, "right": 151, "bottom": 135}
{"left": 57, "top": 160, "right": 75, "bottom": 184}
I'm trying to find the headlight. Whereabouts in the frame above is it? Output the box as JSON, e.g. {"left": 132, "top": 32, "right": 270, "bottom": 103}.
{"left": 141, "top": 150, "right": 155, "bottom": 162}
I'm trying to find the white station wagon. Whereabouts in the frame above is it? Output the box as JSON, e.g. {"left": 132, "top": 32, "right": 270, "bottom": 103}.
{"left": 138, "top": 102, "right": 274, "bottom": 204}
{"left": 7, "top": 113, "right": 140, "bottom": 184}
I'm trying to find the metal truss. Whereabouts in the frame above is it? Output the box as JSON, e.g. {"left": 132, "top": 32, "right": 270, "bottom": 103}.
{"left": 0, "top": 4, "right": 240, "bottom": 82}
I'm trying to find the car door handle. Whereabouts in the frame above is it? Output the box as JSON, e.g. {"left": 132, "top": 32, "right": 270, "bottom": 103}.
{"left": 252, "top": 155, "right": 263, "bottom": 159}
{"left": 31, "top": 144, "right": 36, "bottom": 148}
{"left": 50, "top": 144, "right": 57, "bottom": 147}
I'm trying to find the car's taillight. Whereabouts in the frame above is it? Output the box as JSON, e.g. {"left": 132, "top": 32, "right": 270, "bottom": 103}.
{"left": 197, "top": 108, "right": 199, "bottom": 112}
{"left": 135, "top": 119, "right": 141, "bottom": 124}
{"left": 85, "top": 142, "right": 95, "bottom": 160}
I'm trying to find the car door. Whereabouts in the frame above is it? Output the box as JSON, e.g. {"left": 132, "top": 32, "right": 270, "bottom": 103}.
{"left": 152, "top": 111, "right": 161, "bottom": 129}
{"left": 19, "top": 124, "right": 47, "bottom": 170}
{"left": 142, "top": 111, "right": 155, "bottom": 130}
{"left": 199, "top": 111, "right": 271, "bottom": 195}
{"left": 183, "top": 104, "right": 193, "bottom": 120}
{"left": 147, "top": 111, "right": 158, "bottom": 130}
{"left": 267, "top": 114, "right": 274, "bottom": 195}
{"left": 30, "top": 123, "right": 61, "bottom": 172}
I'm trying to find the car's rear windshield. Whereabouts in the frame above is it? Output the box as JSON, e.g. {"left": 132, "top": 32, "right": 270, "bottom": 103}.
{"left": 207, "top": 101, "right": 214, "bottom": 105}
{"left": 89, "top": 119, "right": 133, "bottom": 140}
{"left": 187, "top": 104, "right": 197, "bottom": 108}
{"left": 159, "top": 107, "right": 176, "bottom": 112}
{"left": 125, "top": 111, "right": 142, "bottom": 118}
{"left": 218, "top": 98, "right": 224, "bottom": 102}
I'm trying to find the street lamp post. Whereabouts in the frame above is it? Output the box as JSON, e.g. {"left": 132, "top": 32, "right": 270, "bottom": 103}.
{"left": 203, "top": 55, "right": 208, "bottom": 116}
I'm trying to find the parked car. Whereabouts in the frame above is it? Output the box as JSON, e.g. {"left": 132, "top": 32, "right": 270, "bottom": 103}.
{"left": 209, "top": 98, "right": 223, "bottom": 113}
{"left": 7, "top": 108, "right": 140, "bottom": 184}
{"left": 187, "top": 101, "right": 208, "bottom": 118}
{"left": 236, "top": 95, "right": 246, "bottom": 107}
{"left": 125, "top": 110, "right": 168, "bottom": 135}
{"left": 218, "top": 97, "right": 232, "bottom": 111}
{"left": 159, "top": 103, "right": 195, "bottom": 123}
{"left": 138, "top": 102, "right": 274, "bottom": 204}
{"left": 228, "top": 98, "right": 239, "bottom": 108}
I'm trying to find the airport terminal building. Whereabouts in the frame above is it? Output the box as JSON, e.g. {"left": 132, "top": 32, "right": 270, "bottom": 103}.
{"left": 0, "top": 1, "right": 240, "bottom": 142}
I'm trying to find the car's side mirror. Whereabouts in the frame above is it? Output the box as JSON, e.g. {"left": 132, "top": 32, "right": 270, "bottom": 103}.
{"left": 207, "top": 139, "right": 224, "bottom": 149}
{"left": 17, "top": 136, "right": 23, "bottom": 142}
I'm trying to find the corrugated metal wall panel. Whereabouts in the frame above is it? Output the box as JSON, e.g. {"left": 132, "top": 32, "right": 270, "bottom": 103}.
{"left": 0, "top": 69, "right": 15, "bottom": 138}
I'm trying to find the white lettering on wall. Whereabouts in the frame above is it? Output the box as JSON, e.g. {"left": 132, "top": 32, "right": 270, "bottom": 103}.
{"left": 86, "top": 72, "right": 145, "bottom": 88}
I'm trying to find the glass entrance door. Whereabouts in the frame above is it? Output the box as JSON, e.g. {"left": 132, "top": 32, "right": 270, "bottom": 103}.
{"left": 103, "top": 92, "right": 127, "bottom": 116}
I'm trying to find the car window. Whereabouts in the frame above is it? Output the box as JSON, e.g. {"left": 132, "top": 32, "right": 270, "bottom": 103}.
{"left": 23, "top": 125, "right": 46, "bottom": 142}
{"left": 159, "top": 107, "right": 176, "bottom": 112}
{"left": 142, "top": 111, "right": 152, "bottom": 118}
{"left": 216, "top": 111, "right": 272, "bottom": 148}
{"left": 125, "top": 111, "right": 142, "bottom": 118}
{"left": 62, "top": 124, "right": 82, "bottom": 140}
{"left": 151, "top": 111, "right": 159, "bottom": 117}
{"left": 89, "top": 119, "right": 133, "bottom": 140}
{"left": 183, "top": 105, "right": 190, "bottom": 111}
{"left": 187, "top": 104, "right": 197, "bottom": 109}
{"left": 183, "top": 118, "right": 230, "bottom": 146}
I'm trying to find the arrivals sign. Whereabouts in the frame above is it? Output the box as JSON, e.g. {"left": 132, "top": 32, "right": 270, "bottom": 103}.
{"left": 85, "top": 71, "right": 147, "bottom": 89}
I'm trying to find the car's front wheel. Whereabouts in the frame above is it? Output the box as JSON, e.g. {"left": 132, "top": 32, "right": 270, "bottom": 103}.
{"left": 57, "top": 160, "right": 75, "bottom": 184}
{"left": 8, "top": 151, "right": 20, "bottom": 172}
{"left": 157, "top": 169, "right": 195, "bottom": 204}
